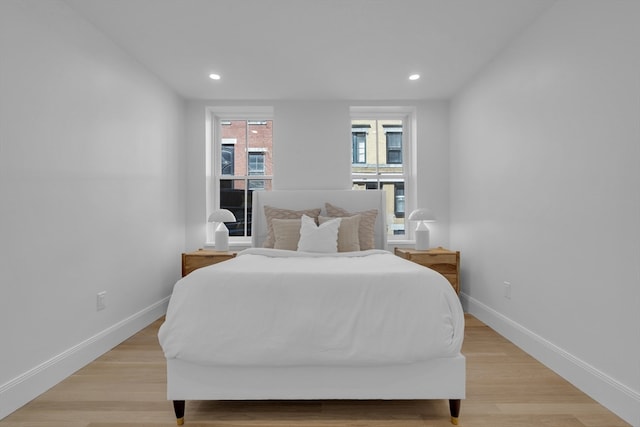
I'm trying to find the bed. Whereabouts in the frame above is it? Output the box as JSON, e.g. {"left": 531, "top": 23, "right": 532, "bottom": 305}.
{"left": 158, "top": 189, "right": 466, "bottom": 425}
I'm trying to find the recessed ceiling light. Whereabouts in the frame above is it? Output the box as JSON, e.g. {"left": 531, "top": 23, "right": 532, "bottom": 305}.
{"left": 409, "top": 74, "right": 420, "bottom": 81}
{"left": 209, "top": 73, "right": 221, "bottom": 80}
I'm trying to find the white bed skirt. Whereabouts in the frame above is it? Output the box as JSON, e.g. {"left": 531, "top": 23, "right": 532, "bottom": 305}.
{"left": 166, "top": 355, "right": 466, "bottom": 401}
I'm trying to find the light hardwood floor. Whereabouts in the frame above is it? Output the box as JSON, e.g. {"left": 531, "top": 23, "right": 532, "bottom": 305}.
{"left": 1, "top": 315, "right": 630, "bottom": 427}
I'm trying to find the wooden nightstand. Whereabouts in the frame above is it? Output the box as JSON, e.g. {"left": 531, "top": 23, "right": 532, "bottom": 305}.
{"left": 181, "top": 249, "right": 237, "bottom": 277}
{"left": 394, "top": 247, "right": 460, "bottom": 294}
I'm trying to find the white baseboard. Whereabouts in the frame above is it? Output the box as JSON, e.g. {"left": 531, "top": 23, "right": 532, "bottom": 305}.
{"left": 0, "top": 296, "right": 170, "bottom": 420}
{"left": 461, "top": 293, "right": 640, "bottom": 427}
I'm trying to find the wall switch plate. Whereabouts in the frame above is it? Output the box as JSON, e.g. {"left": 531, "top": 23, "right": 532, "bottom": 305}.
{"left": 503, "top": 282, "right": 511, "bottom": 300}
{"left": 97, "top": 291, "right": 107, "bottom": 311}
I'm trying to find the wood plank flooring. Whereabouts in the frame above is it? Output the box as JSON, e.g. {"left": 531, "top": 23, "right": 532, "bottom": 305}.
{"left": 0, "top": 315, "right": 629, "bottom": 427}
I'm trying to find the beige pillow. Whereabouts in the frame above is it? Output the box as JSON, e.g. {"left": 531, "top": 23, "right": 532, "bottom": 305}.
{"left": 271, "top": 218, "right": 301, "bottom": 251}
{"left": 263, "top": 206, "right": 321, "bottom": 248}
{"left": 319, "top": 215, "right": 361, "bottom": 252}
{"left": 325, "top": 203, "right": 378, "bottom": 250}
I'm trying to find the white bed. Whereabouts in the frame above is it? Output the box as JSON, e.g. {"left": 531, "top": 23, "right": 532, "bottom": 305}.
{"left": 159, "top": 190, "right": 466, "bottom": 425}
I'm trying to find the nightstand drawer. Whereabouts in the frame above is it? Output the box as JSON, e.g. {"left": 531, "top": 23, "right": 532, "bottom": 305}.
{"left": 394, "top": 247, "right": 460, "bottom": 294}
{"left": 441, "top": 273, "right": 458, "bottom": 289}
{"left": 182, "top": 250, "right": 236, "bottom": 277}
{"left": 408, "top": 253, "right": 457, "bottom": 269}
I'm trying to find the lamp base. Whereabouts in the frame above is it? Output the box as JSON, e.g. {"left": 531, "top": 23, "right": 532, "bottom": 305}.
{"left": 415, "top": 226, "right": 430, "bottom": 250}
{"left": 214, "top": 223, "right": 230, "bottom": 251}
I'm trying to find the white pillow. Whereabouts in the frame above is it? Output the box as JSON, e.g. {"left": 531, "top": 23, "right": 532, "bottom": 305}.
{"left": 297, "top": 214, "right": 341, "bottom": 253}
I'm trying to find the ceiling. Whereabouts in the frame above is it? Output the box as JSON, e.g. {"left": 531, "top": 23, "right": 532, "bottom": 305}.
{"left": 64, "top": 0, "right": 555, "bottom": 100}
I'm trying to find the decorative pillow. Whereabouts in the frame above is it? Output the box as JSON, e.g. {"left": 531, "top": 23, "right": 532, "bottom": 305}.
{"left": 325, "top": 203, "right": 378, "bottom": 250}
{"left": 319, "top": 214, "right": 361, "bottom": 252}
{"left": 297, "top": 215, "right": 341, "bottom": 253}
{"left": 271, "top": 218, "right": 302, "bottom": 251}
{"left": 263, "top": 206, "right": 321, "bottom": 248}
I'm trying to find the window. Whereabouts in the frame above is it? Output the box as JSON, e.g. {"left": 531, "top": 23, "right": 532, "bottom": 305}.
{"left": 248, "top": 151, "right": 266, "bottom": 190}
{"left": 351, "top": 125, "right": 369, "bottom": 164}
{"left": 209, "top": 109, "right": 274, "bottom": 240}
{"left": 350, "top": 108, "right": 413, "bottom": 237}
{"left": 385, "top": 128, "right": 402, "bottom": 164}
{"left": 221, "top": 143, "right": 235, "bottom": 175}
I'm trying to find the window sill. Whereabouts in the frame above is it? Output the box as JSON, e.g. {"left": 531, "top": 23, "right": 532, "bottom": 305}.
{"left": 204, "top": 238, "right": 252, "bottom": 251}
{"left": 387, "top": 238, "right": 413, "bottom": 244}
{"left": 387, "top": 239, "right": 415, "bottom": 250}
{"left": 204, "top": 239, "right": 416, "bottom": 251}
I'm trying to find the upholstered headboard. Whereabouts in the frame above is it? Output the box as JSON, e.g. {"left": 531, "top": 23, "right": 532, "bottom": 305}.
{"left": 251, "top": 190, "right": 387, "bottom": 250}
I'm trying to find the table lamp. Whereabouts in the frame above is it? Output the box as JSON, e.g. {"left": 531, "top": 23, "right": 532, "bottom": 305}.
{"left": 208, "top": 209, "right": 236, "bottom": 251}
{"left": 408, "top": 208, "right": 436, "bottom": 250}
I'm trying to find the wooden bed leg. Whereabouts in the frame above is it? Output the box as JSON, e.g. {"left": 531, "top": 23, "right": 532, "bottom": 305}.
{"left": 449, "top": 399, "right": 461, "bottom": 425}
{"left": 173, "top": 400, "right": 185, "bottom": 425}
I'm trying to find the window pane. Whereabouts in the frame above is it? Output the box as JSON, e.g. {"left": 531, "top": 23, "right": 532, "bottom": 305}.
{"left": 352, "top": 132, "right": 366, "bottom": 164}
{"left": 387, "top": 150, "right": 402, "bottom": 164}
{"left": 382, "top": 181, "right": 405, "bottom": 235}
{"left": 249, "top": 178, "right": 270, "bottom": 191}
{"left": 351, "top": 180, "right": 405, "bottom": 235}
{"left": 218, "top": 179, "right": 271, "bottom": 237}
{"left": 394, "top": 182, "right": 405, "bottom": 219}
{"left": 387, "top": 133, "right": 402, "bottom": 149}
{"left": 220, "top": 121, "right": 244, "bottom": 177}
{"left": 221, "top": 144, "right": 235, "bottom": 175}
{"left": 248, "top": 152, "right": 265, "bottom": 175}
{"left": 219, "top": 179, "right": 251, "bottom": 236}
{"left": 386, "top": 131, "right": 402, "bottom": 165}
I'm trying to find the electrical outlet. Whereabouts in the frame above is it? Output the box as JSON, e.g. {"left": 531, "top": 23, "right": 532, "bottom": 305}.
{"left": 503, "top": 282, "right": 511, "bottom": 300}
{"left": 97, "top": 291, "right": 107, "bottom": 311}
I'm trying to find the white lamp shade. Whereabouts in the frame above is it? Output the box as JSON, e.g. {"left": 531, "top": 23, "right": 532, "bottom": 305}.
{"left": 208, "top": 209, "right": 236, "bottom": 223}
{"left": 407, "top": 208, "right": 436, "bottom": 222}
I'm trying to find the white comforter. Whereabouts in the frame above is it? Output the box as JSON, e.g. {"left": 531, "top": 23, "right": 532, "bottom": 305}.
{"left": 158, "top": 249, "right": 464, "bottom": 366}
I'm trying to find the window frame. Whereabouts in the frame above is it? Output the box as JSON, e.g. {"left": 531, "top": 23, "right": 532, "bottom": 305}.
{"left": 350, "top": 106, "right": 416, "bottom": 241}
{"left": 206, "top": 106, "right": 274, "bottom": 245}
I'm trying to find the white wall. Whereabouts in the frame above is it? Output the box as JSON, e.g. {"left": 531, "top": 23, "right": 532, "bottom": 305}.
{"left": 0, "top": 1, "right": 185, "bottom": 418}
{"left": 450, "top": 1, "right": 640, "bottom": 424}
{"left": 274, "top": 101, "right": 351, "bottom": 190}
{"left": 184, "top": 99, "right": 450, "bottom": 251}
